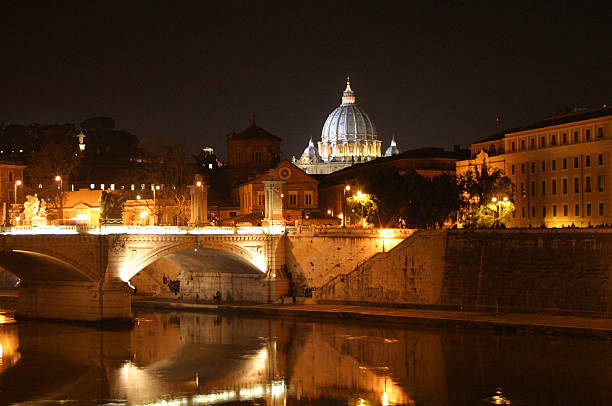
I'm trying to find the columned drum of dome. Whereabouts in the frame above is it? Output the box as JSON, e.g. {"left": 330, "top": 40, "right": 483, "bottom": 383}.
{"left": 318, "top": 78, "right": 382, "bottom": 162}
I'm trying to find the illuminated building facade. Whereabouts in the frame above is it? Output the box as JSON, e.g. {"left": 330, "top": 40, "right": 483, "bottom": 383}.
{"left": 457, "top": 106, "right": 612, "bottom": 227}
{"left": 295, "top": 78, "right": 399, "bottom": 174}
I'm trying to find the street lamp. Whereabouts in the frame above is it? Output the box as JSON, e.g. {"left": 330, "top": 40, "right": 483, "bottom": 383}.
{"left": 195, "top": 181, "right": 203, "bottom": 226}
{"left": 153, "top": 185, "right": 160, "bottom": 225}
{"left": 14, "top": 180, "right": 21, "bottom": 204}
{"left": 55, "top": 175, "right": 63, "bottom": 225}
{"left": 491, "top": 196, "right": 509, "bottom": 227}
{"left": 342, "top": 184, "right": 351, "bottom": 227}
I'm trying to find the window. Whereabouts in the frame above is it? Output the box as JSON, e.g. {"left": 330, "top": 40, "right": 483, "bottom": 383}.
{"left": 574, "top": 157, "right": 579, "bottom": 168}
{"left": 90, "top": 183, "right": 95, "bottom": 189}
{"left": 257, "top": 191, "right": 265, "bottom": 206}
{"left": 521, "top": 182, "right": 526, "bottom": 197}
{"left": 304, "top": 191, "right": 313, "bottom": 206}
{"left": 521, "top": 207, "right": 525, "bottom": 218}
{"left": 511, "top": 165, "right": 515, "bottom": 175}
{"left": 575, "top": 204, "right": 580, "bottom": 216}
{"left": 573, "top": 131, "right": 579, "bottom": 142}
{"left": 562, "top": 133, "right": 567, "bottom": 144}
{"left": 598, "top": 154, "right": 603, "bottom": 166}
{"left": 563, "top": 204, "right": 568, "bottom": 216}
{"left": 563, "top": 178, "right": 568, "bottom": 194}
{"left": 530, "top": 138, "right": 535, "bottom": 149}
{"left": 289, "top": 192, "right": 297, "bottom": 206}
{"left": 597, "top": 127, "right": 603, "bottom": 138}
{"left": 599, "top": 203, "right": 605, "bottom": 216}
{"left": 521, "top": 163, "right": 525, "bottom": 174}
{"left": 552, "top": 205, "right": 557, "bottom": 217}
{"left": 585, "top": 155, "right": 591, "bottom": 167}
{"left": 574, "top": 177, "right": 579, "bottom": 193}
{"left": 552, "top": 179, "right": 557, "bottom": 195}
{"left": 532, "top": 206, "right": 536, "bottom": 218}
{"left": 586, "top": 203, "right": 592, "bottom": 216}
{"left": 562, "top": 158, "right": 567, "bottom": 169}
{"left": 541, "top": 136, "right": 546, "bottom": 147}
{"left": 598, "top": 175, "right": 605, "bottom": 192}
{"left": 531, "top": 162, "right": 535, "bottom": 173}
{"left": 531, "top": 181, "right": 536, "bottom": 196}
{"left": 552, "top": 159, "right": 556, "bottom": 170}
{"left": 229, "top": 211, "right": 236, "bottom": 217}
{"left": 541, "top": 180, "right": 546, "bottom": 196}
{"left": 551, "top": 134, "right": 557, "bottom": 145}
{"left": 131, "top": 184, "right": 135, "bottom": 191}
{"left": 542, "top": 206, "right": 547, "bottom": 218}
{"left": 521, "top": 140, "right": 526, "bottom": 150}
{"left": 585, "top": 129, "right": 591, "bottom": 141}
{"left": 585, "top": 176, "right": 591, "bottom": 192}
{"left": 511, "top": 141, "right": 516, "bottom": 151}
{"left": 541, "top": 161, "right": 546, "bottom": 172}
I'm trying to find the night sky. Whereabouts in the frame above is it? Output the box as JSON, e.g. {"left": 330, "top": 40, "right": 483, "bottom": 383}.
{"left": 1, "top": 1, "right": 609, "bottom": 160}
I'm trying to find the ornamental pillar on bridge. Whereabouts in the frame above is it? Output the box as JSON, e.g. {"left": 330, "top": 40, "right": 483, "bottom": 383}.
{"left": 189, "top": 174, "right": 209, "bottom": 226}
{"left": 262, "top": 179, "right": 285, "bottom": 227}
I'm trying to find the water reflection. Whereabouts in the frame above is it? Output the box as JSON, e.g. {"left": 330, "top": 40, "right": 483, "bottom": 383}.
{"left": 0, "top": 309, "right": 610, "bottom": 405}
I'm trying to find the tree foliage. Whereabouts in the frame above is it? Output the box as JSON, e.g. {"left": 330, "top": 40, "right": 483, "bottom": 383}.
{"left": 458, "top": 163, "right": 515, "bottom": 228}
{"left": 355, "top": 168, "right": 460, "bottom": 228}
{"left": 24, "top": 125, "right": 81, "bottom": 205}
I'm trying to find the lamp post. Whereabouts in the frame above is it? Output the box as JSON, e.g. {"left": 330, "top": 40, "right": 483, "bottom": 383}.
{"left": 14, "top": 180, "right": 21, "bottom": 204}
{"left": 55, "top": 175, "right": 63, "bottom": 225}
{"left": 195, "top": 180, "right": 203, "bottom": 226}
{"left": 491, "top": 196, "right": 509, "bottom": 227}
{"left": 153, "top": 185, "right": 160, "bottom": 225}
{"left": 342, "top": 184, "right": 351, "bottom": 227}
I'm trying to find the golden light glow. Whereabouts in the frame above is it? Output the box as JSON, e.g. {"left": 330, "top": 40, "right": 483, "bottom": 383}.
{"left": 139, "top": 211, "right": 149, "bottom": 219}
{"left": 345, "top": 185, "right": 351, "bottom": 191}
{"left": 491, "top": 197, "right": 498, "bottom": 203}
{"left": 55, "top": 175, "right": 61, "bottom": 182}
{"left": 15, "top": 180, "right": 21, "bottom": 186}
{"left": 155, "top": 185, "right": 160, "bottom": 190}
{"left": 196, "top": 181, "right": 202, "bottom": 187}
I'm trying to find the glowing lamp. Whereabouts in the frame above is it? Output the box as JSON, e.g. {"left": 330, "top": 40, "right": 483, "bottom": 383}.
{"left": 345, "top": 185, "right": 351, "bottom": 191}
{"left": 196, "top": 181, "right": 202, "bottom": 187}
{"left": 139, "top": 211, "right": 148, "bottom": 219}
{"left": 15, "top": 180, "right": 21, "bottom": 186}
{"left": 491, "top": 197, "right": 498, "bottom": 203}
{"left": 55, "top": 175, "right": 61, "bottom": 182}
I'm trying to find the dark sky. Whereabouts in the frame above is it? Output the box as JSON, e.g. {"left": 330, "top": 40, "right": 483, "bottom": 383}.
{"left": 1, "top": 1, "right": 610, "bottom": 160}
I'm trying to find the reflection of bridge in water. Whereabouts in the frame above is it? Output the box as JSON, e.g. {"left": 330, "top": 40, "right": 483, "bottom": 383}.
{"left": 3, "top": 310, "right": 610, "bottom": 405}
{"left": 0, "top": 225, "right": 407, "bottom": 322}
{"left": 0, "top": 310, "right": 417, "bottom": 405}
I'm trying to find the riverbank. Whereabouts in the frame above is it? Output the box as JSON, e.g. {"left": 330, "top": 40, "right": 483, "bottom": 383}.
{"left": 133, "top": 297, "right": 612, "bottom": 340}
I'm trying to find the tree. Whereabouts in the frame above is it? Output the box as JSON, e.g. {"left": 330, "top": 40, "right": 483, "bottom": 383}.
{"left": 458, "top": 163, "right": 515, "bottom": 228}
{"left": 119, "top": 138, "right": 195, "bottom": 226}
{"left": 357, "top": 168, "right": 460, "bottom": 228}
{"left": 346, "top": 190, "right": 377, "bottom": 226}
{"left": 24, "top": 124, "right": 80, "bottom": 207}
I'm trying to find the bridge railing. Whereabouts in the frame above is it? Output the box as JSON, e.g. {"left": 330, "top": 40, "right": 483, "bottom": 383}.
{"left": 0, "top": 225, "right": 287, "bottom": 235}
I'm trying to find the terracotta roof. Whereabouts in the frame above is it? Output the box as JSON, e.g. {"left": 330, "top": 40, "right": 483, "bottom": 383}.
{"left": 228, "top": 124, "right": 281, "bottom": 141}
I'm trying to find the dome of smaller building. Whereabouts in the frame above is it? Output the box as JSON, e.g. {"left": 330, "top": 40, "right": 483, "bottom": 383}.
{"left": 302, "top": 137, "right": 320, "bottom": 159}
{"left": 385, "top": 136, "right": 400, "bottom": 157}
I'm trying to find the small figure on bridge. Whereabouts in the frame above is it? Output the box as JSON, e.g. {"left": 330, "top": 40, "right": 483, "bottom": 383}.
{"left": 213, "top": 291, "right": 222, "bottom": 303}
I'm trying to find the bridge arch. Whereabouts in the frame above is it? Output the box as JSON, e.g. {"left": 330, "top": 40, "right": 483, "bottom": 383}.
{"left": 0, "top": 249, "right": 96, "bottom": 282}
{"left": 120, "top": 239, "right": 267, "bottom": 282}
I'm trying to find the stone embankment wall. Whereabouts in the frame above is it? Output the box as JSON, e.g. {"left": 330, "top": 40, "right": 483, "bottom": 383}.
{"left": 284, "top": 227, "right": 410, "bottom": 293}
{"left": 315, "top": 229, "right": 612, "bottom": 316}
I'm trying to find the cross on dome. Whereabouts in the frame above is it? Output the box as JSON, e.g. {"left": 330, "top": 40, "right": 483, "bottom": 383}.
{"left": 342, "top": 76, "right": 355, "bottom": 105}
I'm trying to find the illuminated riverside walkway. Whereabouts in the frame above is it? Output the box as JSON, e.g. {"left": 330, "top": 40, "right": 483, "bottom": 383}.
{"left": 0, "top": 225, "right": 408, "bottom": 322}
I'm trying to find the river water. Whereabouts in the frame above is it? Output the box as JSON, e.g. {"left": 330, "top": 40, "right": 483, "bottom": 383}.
{"left": 0, "top": 308, "right": 610, "bottom": 405}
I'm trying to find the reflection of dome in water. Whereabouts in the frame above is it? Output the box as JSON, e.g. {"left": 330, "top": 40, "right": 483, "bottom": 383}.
{"left": 321, "top": 79, "right": 377, "bottom": 144}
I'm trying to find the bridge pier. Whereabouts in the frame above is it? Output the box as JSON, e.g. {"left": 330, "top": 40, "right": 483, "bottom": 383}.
{"left": 15, "top": 279, "right": 132, "bottom": 323}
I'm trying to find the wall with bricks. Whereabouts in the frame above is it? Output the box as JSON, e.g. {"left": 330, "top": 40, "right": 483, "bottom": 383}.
{"left": 284, "top": 227, "right": 410, "bottom": 293}
{"left": 315, "top": 229, "right": 612, "bottom": 316}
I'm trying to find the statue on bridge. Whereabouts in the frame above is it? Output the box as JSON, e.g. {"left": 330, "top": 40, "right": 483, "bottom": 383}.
{"left": 99, "top": 191, "right": 128, "bottom": 225}
{"left": 21, "top": 194, "right": 48, "bottom": 226}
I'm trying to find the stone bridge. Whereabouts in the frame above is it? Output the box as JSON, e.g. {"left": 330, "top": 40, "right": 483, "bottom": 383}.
{"left": 0, "top": 225, "right": 410, "bottom": 322}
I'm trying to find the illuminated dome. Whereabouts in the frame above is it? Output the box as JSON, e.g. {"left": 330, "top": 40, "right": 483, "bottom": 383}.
{"left": 302, "top": 137, "right": 320, "bottom": 159}
{"left": 385, "top": 136, "right": 400, "bottom": 156}
{"left": 318, "top": 78, "right": 382, "bottom": 162}
{"left": 321, "top": 79, "right": 377, "bottom": 144}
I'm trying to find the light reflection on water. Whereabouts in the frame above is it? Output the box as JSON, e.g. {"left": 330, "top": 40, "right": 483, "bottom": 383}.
{"left": 0, "top": 309, "right": 610, "bottom": 405}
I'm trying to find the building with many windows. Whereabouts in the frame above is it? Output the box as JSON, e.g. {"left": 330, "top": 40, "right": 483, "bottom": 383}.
{"left": 457, "top": 106, "right": 612, "bottom": 227}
